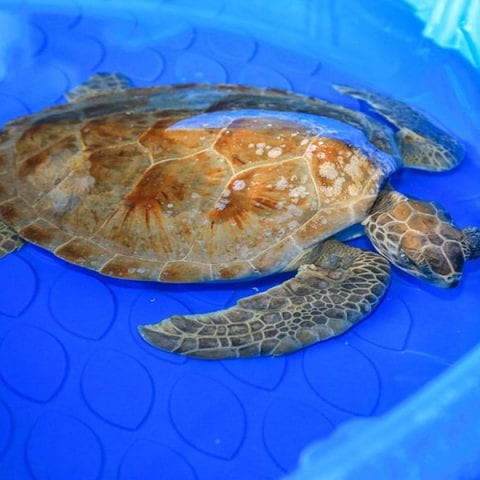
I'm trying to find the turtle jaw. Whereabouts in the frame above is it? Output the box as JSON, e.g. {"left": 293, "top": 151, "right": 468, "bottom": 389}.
{"left": 365, "top": 229, "right": 464, "bottom": 288}
{"left": 403, "top": 268, "right": 460, "bottom": 289}
{"left": 367, "top": 234, "right": 465, "bottom": 288}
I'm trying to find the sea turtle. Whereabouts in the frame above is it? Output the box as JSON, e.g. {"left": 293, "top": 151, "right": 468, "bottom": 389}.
{"left": 0, "top": 73, "right": 478, "bottom": 359}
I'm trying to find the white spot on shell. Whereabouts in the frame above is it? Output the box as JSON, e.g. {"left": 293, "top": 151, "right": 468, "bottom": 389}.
{"left": 289, "top": 186, "right": 309, "bottom": 200}
{"left": 318, "top": 161, "right": 339, "bottom": 180}
{"left": 287, "top": 204, "right": 304, "bottom": 217}
{"left": 319, "top": 177, "right": 345, "bottom": 197}
{"left": 288, "top": 220, "right": 300, "bottom": 230}
{"left": 215, "top": 198, "right": 230, "bottom": 211}
{"left": 345, "top": 153, "right": 364, "bottom": 179}
{"left": 232, "top": 179, "right": 246, "bottom": 191}
{"left": 276, "top": 177, "right": 289, "bottom": 190}
{"left": 348, "top": 185, "right": 359, "bottom": 196}
{"left": 300, "top": 138, "right": 309, "bottom": 146}
{"left": 267, "top": 147, "right": 283, "bottom": 158}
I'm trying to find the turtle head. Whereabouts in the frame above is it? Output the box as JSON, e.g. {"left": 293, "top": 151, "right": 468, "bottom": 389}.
{"left": 364, "top": 186, "right": 479, "bottom": 288}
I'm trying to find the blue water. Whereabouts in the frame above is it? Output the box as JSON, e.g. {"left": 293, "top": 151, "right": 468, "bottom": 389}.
{"left": 0, "top": 1, "right": 479, "bottom": 479}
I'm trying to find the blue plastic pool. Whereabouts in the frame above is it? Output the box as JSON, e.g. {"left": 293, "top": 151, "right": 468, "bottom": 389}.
{"left": 0, "top": 1, "right": 479, "bottom": 479}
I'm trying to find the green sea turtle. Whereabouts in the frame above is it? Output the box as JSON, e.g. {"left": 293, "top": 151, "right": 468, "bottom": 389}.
{"left": 0, "top": 73, "right": 478, "bottom": 359}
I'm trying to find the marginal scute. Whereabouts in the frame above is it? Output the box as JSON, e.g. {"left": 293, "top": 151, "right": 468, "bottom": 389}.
{"left": 100, "top": 254, "right": 164, "bottom": 280}
{"left": 0, "top": 197, "right": 32, "bottom": 227}
{"left": 251, "top": 237, "right": 302, "bottom": 274}
{"left": 55, "top": 237, "right": 112, "bottom": 269}
{"left": 160, "top": 261, "right": 212, "bottom": 282}
{"left": 20, "top": 219, "right": 71, "bottom": 249}
{"left": 210, "top": 261, "right": 258, "bottom": 281}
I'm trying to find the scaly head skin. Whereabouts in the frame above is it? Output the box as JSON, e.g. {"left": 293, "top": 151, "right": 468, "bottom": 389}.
{"left": 364, "top": 186, "right": 480, "bottom": 287}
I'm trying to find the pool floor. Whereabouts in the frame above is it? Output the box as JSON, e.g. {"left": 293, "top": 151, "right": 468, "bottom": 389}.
{"left": 0, "top": 1, "right": 479, "bottom": 479}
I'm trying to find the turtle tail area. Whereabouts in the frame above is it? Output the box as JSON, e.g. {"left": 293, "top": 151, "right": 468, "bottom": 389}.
{"left": 138, "top": 240, "right": 391, "bottom": 359}
{"left": 334, "top": 85, "right": 464, "bottom": 172}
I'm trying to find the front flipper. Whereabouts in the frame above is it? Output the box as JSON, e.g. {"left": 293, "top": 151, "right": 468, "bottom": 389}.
{"left": 66, "top": 73, "right": 133, "bottom": 103}
{"left": 334, "top": 85, "right": 464, "bottom": 171}
{"left": 0, "top": 221, "right": 23, "bottom": 257}
{"left": 139, "top": 241, "right": 390, "bottom": 359}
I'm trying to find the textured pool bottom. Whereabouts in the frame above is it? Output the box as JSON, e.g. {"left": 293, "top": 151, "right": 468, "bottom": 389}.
{"left": 0, "top": 1, "right": 479, "bottom": 479}
{"left": 3, "top": 241, "right": 480, "bottom": 479}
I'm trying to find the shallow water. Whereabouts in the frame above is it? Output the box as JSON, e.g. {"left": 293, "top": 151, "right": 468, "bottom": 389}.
{"left": 0, "top": 1, "right": 479, "bottom": 479}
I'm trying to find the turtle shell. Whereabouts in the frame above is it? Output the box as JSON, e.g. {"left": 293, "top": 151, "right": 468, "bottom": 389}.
{"left": 0, "top": 84, "right": 392, "bottom": 282}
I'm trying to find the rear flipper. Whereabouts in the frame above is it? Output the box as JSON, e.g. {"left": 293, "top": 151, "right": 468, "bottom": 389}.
{"left": 0, "top": 221, "right": 23, "bottom": 258}
{"left": 334, "top": 85, "right": 464, "bottom": 171}
{"left": 139, "top": 240, "right": 390, "bottom": 359}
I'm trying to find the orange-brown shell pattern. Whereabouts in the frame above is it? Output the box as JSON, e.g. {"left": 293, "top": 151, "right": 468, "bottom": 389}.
{"left": 0, "top": 85, "right": 395, "bottom": 282}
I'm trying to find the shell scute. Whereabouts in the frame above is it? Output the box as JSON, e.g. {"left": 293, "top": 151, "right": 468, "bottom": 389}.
{"left": 214, "top": 116, "right": 312, "bottom": 169}
{"left": 160, "top": 261, "right": 212, "bottom": 282}
{"left": 20, "top": 219, "right": 71, "bottom": 250}
{"left": 15, "top": 121, "right": 79, "bottom": 158}
{"left": 35, "top": 143, "right": 151, "bottom": 236}
{"left": 140, "top": 118, "right": 220, "bottom": 160}
{"left": 95, "top": 149, "right": 231, "bottom": 262}
{"left": 309, "top": 137, "right": 381, "bottom": 204}
{"left": 17, "top": 135, "right": 82, "bottom": 203}
{"left": 81, "top": 112, "right": 156, "bottom": 150}
{"left": 196, "top": 158, "right": 318, "bottom": 265}
{"left": 100, "top": 254, "right": 164, "bottom": 280}
{"left": 55, "top": 237, "right": 112, "bottom": 270}
{"left": 0, "top": 197, "right": 32, "bottom": 227}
